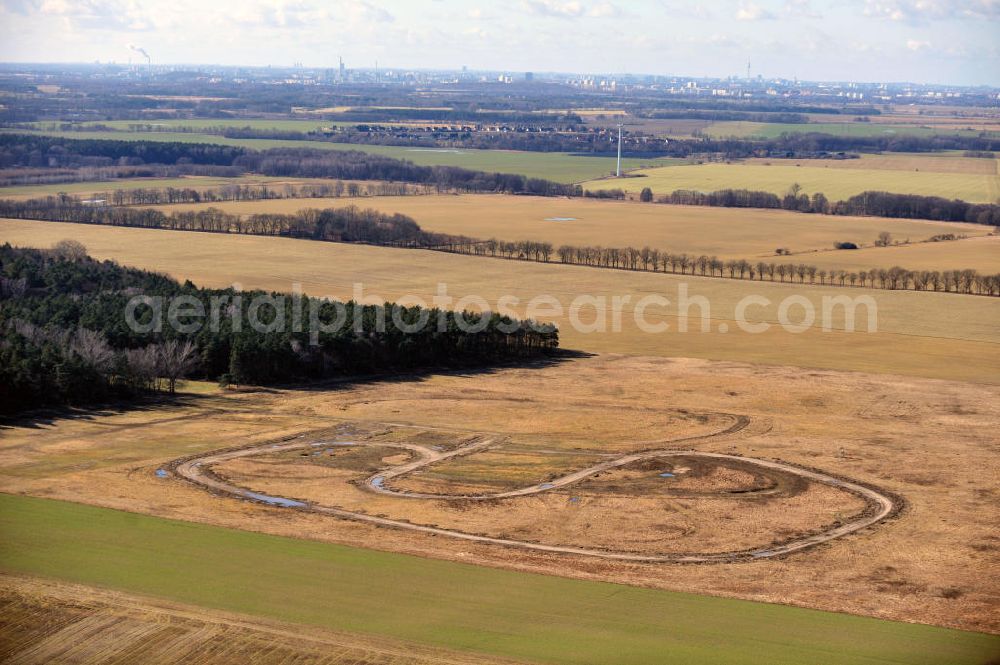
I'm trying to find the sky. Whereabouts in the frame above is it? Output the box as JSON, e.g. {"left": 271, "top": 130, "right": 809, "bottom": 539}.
{"left": 0, "top": 0, "right": 998, "bottom": 86}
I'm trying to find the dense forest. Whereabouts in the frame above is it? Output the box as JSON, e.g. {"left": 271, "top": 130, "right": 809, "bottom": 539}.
{"left": 0, "top": 243, "right": 558, "bottom": 415}
{"left": 0, "top": 133, "right": 246, "bottom": 167}
{"left": 834, "top": 191, "right": 1000, "bottom": 225}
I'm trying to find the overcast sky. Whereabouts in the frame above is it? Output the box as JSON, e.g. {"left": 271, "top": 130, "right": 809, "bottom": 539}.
{"left": 1, "top": 0, "right": 998, "bottom": 85}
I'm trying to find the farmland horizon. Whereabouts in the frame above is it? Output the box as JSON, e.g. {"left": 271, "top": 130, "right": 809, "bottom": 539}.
{"left": 2, "top": 1, "right": 1000, "bottom": 85}
{"left": 1, "top": 9, "right": 998, "bottom": 664}
{"left": 2, "top": 60, "right": 999, "bottom": 90}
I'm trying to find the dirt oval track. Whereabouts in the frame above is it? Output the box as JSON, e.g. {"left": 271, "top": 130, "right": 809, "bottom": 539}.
{"left": 170, "top": 423, "right": 900, "bottom": 564}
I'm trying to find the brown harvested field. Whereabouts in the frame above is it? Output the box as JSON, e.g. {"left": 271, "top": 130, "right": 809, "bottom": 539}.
{"left": 745, "top": 152, "right": 999, "bottom": 175}
{"left": 798, "top": 234, "right": 1000, "bottom": 274}
{"left": 0, "top": 575, "right": 515, "bottom": 665}
{"left": 139, "top": 194, "right": 997, "bottom": 273}
{"left": 2, "top": 218, "right": 999, "bottom": 383}
{"left": 1, "top": 354, "right": 998, "bottom": 632}
{"left": 588, "top": 160, "right": 999, "bottom": 203}
{"left": 862, "top": 113, "right": 1000, "bottom": 132}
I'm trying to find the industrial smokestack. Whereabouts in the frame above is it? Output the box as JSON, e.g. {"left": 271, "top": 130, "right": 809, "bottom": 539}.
{"left": 128, "top": 44, "right": 151, "bottom": 66}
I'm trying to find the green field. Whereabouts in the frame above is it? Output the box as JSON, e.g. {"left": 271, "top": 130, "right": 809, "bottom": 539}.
{"left": 7, "top": 129, "right": 677, "bottom": 183}
{"left": 0, "top": 493, "right": 995, "bottom": 665}
{"left": 705, "top": 121, "right": 998, "bottom": 139}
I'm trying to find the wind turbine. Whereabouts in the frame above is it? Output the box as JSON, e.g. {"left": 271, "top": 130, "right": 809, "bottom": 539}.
{"left": 616, "top": 122, "right": 623, "bottom": 177}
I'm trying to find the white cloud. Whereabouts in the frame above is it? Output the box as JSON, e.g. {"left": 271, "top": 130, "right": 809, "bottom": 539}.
{"left": 588, "top": 2, "right": 622, "bottom": 17}
{"left": 657, "top": 1, "right": 716, "bottom": 19}
{"left": 736, "top": 2, "right": 776, "bottom": 20}
{"left": 784, "top": 0, "right": 821, "bottom": 18}
{"left": 863, "top": 0, "right": 1000, "bottom": 22}
{"left": 520, "top": 0, "right": 585, "bottom": 18}
{"left": 33, "top": 0, "right": 158, "bottom": 31}
{"left": 229, "top": 1, "right": 324, "bottom": 28}
{"left": 342, "top": 0, "right": 394, "bottom": 23}
{"left": 906, "top": 38, "right": 931, "bottom": 50}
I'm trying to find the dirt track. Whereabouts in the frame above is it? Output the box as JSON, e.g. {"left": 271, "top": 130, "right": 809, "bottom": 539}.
{"left": 171, "top": 421, "right": 899, "bottom": 564}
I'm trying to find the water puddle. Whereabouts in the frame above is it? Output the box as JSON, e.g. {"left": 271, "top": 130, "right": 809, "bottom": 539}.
{"left": 155, "top": 469, "right": 169, "bottom": 478}
{"left": 539, "top": 482, "right": 555, "bottom": 489}
{"left": 371, "top": 476, "right": 385, "bottom": 489}
{"left": 243, "top": 491, "right": 306, "bottom": 508}
{"left": 544, "top": 217, "right": 577, "bottom": 222}
{"left": 659, "top": 472, "right": 675, "bottom": 478}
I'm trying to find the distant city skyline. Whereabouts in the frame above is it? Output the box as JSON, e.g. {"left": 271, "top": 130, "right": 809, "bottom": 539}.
{"left": 1, "top": 0, "right": 998, "bottom": 86}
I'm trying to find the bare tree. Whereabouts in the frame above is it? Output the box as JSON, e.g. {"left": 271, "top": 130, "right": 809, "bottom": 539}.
{"left": 51, "top": 239, "right": 88, "bottom": 261}
{"left": 70, "top": 328, "right": 115, "bottom": 374}
{"left": 125, "top": 345, "right": 159, "bottom": 392}
{"left": 0, "top": 276, "right": 27, "bottom": 298}
{"left": 157, "top": 339, "right": 199, "bottom": 393}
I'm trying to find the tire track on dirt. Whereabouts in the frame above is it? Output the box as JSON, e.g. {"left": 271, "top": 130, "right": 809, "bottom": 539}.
{"left": 170, "top": 415, "right": 899, "bottom": 564}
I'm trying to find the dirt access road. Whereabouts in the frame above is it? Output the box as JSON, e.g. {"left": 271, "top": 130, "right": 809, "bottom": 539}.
{"left": 171, "top": 419, "right": 899, "bottom": 564}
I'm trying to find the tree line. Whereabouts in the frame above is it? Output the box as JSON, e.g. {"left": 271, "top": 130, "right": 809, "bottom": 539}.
{"left": 85, "top": 180, "right": 432, "bottom": 206}
{"left": 0, "top": 196, "right": 465, "bottom": 246}
{"left": 0, "top": 133, "right": 246, "bottom": 168}
{"left": 438, "top": 237, "right": 1000, "bottom": 296}
{"left": 0, "top": 243, "right": 558, "bottom": 415}
{"left": 584, "top": 186, "right": 1000, "bottom": 226}
{"left": 0, "top": 163, "right": 242, "bottom": 188}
